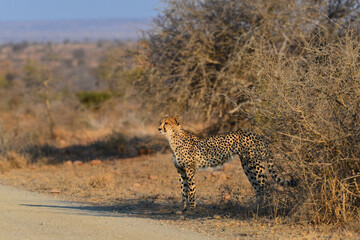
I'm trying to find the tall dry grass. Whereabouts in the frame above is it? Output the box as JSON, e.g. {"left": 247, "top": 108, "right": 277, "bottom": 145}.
{"left": 0, "top": 151, "right": 28, "bottom": 173}
{"left": 252, "top": 32, "right": 360, "bottom": 224}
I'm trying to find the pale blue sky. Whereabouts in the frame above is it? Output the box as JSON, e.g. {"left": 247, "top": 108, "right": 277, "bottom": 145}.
{"left": 0, "top": 0, "right": 161, "bottom": 21}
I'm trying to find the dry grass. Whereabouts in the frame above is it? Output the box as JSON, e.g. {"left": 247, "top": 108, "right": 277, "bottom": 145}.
{"left": 0, "top": 151, "right": 29, "bottom": 173}
{"left": 86, "top": 172, "right": 115, "bottom": 189}
{"left": 251, "top": 32, "right": 360, "bottom": 224}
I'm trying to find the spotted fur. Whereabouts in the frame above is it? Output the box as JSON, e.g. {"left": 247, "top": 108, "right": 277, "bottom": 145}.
{"left": 158, "top": 115, "right": 296, "bottom": 212}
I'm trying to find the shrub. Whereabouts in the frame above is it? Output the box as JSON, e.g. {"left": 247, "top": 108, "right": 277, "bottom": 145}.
{"left": 72, "top": 48, "right": 86, "bottom": 59}
{"left": 76, "top": 91, "right": 112, "bottom": 109}
{"left": 0, "top": 74, "right": 8, "bottom": 88}
{"left": 0, "top": 60, "right": 17, "bottom": 88}
{"left": 139, "top": 0, "right": 359, "bottom": 125}
{"left": 252, "top": 32, "right": 360, "bottom": 224}
{"left": 137, "top": 0, "right": 360, "bottom": 224}
{"left": 96, "top": 45, "right": 142, "bottom": 96}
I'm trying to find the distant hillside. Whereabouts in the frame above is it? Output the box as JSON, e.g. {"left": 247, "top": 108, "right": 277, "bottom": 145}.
{"left": 0, "top": 18, "right": 150, "bottom": 43}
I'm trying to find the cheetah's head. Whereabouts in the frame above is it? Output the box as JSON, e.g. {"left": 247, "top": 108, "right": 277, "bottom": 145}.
{"left": 158, "top": 114, "right": 181, "bottom": 135}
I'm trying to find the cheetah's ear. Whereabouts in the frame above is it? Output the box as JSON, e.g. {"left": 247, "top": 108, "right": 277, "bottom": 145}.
{"left": 173, "top": 114, "right": 180, "bottom": 125}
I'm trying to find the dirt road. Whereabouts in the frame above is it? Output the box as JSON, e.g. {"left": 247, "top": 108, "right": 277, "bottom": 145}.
{"left": 0, "top": 184, "right": 217, "bottom": 240}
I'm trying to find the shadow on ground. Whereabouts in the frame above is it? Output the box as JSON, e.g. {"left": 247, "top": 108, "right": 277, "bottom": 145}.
{"left": 21, "top": 198, "right": 291, "bottom": 222}
{"left": 25, "top": 132, "right": 170, "bottom": 164}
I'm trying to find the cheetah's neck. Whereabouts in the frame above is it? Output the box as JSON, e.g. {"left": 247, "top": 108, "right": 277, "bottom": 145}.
{"left": 167, "top": 128, "right": 192, "bottom": 150}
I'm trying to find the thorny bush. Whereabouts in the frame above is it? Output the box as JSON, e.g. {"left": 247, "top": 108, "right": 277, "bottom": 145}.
{"left": 253, "top": 32, "right": 360, "bottom": 224}
{"left": 134, "top": 0, "right": 360, "bottom": 224}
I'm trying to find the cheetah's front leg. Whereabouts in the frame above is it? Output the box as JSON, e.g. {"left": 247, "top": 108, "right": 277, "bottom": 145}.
{"left": 177, "top": 168, "right": 189, "bottom": 212}
{"left": 185, "top": 168, "right": 196, "bottom": 210}
{"left": 177, "top": 167, "right": 197, "bottom": 212}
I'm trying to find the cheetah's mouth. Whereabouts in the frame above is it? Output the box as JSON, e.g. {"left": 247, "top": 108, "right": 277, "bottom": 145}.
{"left": 158, "top": 126, "right": 166, "bottom": 133}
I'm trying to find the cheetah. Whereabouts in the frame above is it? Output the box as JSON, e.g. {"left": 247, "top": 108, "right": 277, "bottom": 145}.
{"left": 158, "top": 114, "right": 296, "bottom": 212}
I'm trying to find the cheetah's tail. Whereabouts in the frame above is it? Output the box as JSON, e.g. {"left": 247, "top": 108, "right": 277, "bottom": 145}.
{"left": 268, "top": 162, "right": 297, "bottom": 187}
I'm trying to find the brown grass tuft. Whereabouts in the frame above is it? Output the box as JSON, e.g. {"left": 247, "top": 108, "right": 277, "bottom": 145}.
{"left": 0, "top": 151, "right": 28, "bottom": 173}
{"left": 86, "top": 173, "right": 115, "bottom": 189}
